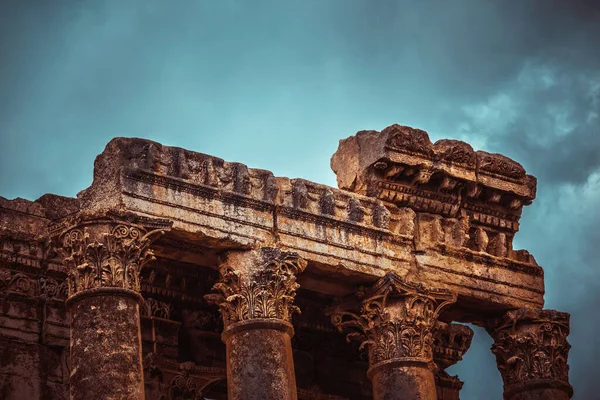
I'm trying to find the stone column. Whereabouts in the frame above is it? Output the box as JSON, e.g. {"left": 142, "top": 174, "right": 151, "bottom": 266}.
{"left": 433, "top": 322, "right": 473, "bottom": 400}
{"left": 488, "top": 309, "right": 573, "bottom": 400}
{"left": 332, "top": 272, "right": 457, "bottom": 400}
{"left": 206, "top": 247, "right": 307, "bottom": 400}
{"left": 58, "top": 223, "right": 166, "bottom": 400}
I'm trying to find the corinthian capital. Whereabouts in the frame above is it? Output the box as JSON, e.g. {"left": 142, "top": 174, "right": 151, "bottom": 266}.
{"left": 332, "top": 272, "right": 457, "bottom": 367}
{"left": 58, "top": 224, "right": 166, "bottom": 297}
{"left": 489, "top": 308, "right": 572, "bottom": 398}
{"left": 206, "top": 247, "right": 307, "bottom": 326}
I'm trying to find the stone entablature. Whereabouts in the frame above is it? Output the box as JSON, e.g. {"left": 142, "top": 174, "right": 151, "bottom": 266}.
{"left": 33, "top": 132, "right": 544, "bottom": 313}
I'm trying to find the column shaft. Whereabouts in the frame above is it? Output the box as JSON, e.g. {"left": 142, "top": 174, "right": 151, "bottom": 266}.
{"left": 68, "top": 288, "right": 144, "bottom": 400}
{"left": 224, "top": 320, "right": 297, "bottom": 400}
{"left": 370, "top": 361, "right": 437, "bottom": 400}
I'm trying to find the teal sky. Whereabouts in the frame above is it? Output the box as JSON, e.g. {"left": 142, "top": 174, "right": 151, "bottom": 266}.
{"left": 1, "top": 1, "right": 599, "bottom": 398}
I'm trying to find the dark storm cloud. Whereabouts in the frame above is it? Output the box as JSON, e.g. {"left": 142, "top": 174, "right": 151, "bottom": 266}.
{"left": 1, "top": 1, "right": 599, "bottom": 399}
{"left": 448, "top": 61, "right": 600, "bottom": 398}
{"left": 440, "top": 6, "right": 600, "bottom": 394}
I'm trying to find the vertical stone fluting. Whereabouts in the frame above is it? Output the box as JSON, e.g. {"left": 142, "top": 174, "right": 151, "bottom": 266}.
{"left": 489, "top": 309, "right": 573, "bottom": 400}
{"left": 433, "top": 322, "right": 473, "bottom": 400}
{"left": 58, "top": 223, "right": 166, "bottom": 400}
{"left": 206, "top": 247, "right": 307, "bottom": 400}
{"left": 332, "top": 272, "right": 457, "bottom": 400}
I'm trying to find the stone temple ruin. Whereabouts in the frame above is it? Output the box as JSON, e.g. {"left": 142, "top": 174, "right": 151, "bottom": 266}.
{"left": 0, "top": 125, "right": 572, "bottom": 399}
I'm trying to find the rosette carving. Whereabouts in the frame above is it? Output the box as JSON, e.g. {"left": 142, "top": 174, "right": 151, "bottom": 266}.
{"left": 58, "top": 225, "right": 166, "bottom": 296}
{"left": 206, "top": 247, "right": 307, "bottom": 326}
{"left": 489, "top": 309, "right": 572, "bottom": 396}
{"left": 332, "top": 273, "right": 456, "bottom": 366}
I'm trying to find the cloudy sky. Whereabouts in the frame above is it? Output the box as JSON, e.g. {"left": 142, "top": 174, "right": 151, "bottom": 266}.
{"left": 1, "top": 1, "right": 598, "bottom": 398}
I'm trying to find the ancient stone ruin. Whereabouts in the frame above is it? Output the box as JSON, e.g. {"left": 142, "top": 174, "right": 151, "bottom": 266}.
{"left": 0, "top": 124, "right": 572, "bottom": 399}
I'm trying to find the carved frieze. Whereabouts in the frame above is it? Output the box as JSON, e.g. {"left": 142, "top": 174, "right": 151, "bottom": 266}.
{"left": 1, "top": 270, "right": 66, "bottom": 302}
{"left": 57, "top": 225, "right": 166, "bottom": 297}
{"left": 142, "top": 297, "right": 172, "bottom": 319}
{"left": 331, "top": 273, "right": 457, "bottom": 366}
{"left": 0, "top": 269, "right": 36, "bottom": 297}
{"left": 206, "top": 247, "right": 307, "bottom": 326}
{"left": 489, "top": 309, "right": 572, "bottom": 397}
{"left": 478, "top": 151, "right": 526, "bottom": 180}
{"left": 385, "top": 125, "right": 433, "bottom": 157}
{"left": 39, "top": 277, "right": 68, "bottom": 301}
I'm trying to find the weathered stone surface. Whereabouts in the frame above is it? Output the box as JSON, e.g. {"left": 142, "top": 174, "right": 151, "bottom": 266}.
{"left": 224, "top": 322, "right": 298, "bottom": 400}
{"left": 488, "top": 309, "right": 573, "bottom": 400}
{"left": 331, "top": 125, "right": 538, "bottom": 270}
{"left": 0, "top": 124, "right": 573, "bottom": 399}
{"left": 331, "top": 124, "right": 536, "bottom": 201}
{"left": 433, "top": 322, "right": 474, "bottom": 400}
{"left": 206, "top": 247, "right": 306, "bottom": 400}
{"left": 68, "top": 289, "right": 145, "bottom": 400}
{"left": 46, "top": 135, "right": 544, "bottom": 312}
{"left": 331, "top": 273, "right": 456, "bottom": 400}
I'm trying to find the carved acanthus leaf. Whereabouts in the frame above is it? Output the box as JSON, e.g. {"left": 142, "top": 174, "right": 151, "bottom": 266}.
{"left": 332, "top": 273, "right": 456, "bottom": 365}
{"left": 491, "top": 317, "right": 571, "bottom": 388}
{"left": 206, "top": 248, "right": 307, "bottom": 326}
{"left": 58, "top": 225, "right": 165, "bottom": 296}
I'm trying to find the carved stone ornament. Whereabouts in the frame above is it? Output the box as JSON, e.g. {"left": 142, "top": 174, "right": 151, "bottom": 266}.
{"left": 206, "top": 247, "right": 307, "bottom": 326}
{"left": 489, "top": 309, "right": 572, "bottom": 396}
{"left": 433, "top": 322, "right": 474, "bottom": 371}
{"left": 433, "top": 322, "right": 473, "bottom": 395}
{"left": 143, "top": 297, "right": 172, "bottom": 319}
{"left": 332, "top": 272, "right": 457, "bottom": 367}
{"left": 384, "top": 125, "right": 433, "bottom": 156}
{"left": 57, "top": 225, "right": 166, "bottom": 297}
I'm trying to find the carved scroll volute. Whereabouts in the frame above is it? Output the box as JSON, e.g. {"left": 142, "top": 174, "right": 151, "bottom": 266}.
{"left": 57, "top": 225, "right": 166, "bottom": 297}
{"left": 489, "top": 309, "right": 573, "bottom": 398}
{"left": 205, "top": 247, "right": 307, "bottom": 327}
{"left": 332, "top": 273, "right": 457, "bottom": 367}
